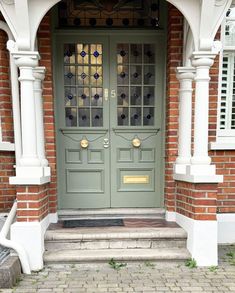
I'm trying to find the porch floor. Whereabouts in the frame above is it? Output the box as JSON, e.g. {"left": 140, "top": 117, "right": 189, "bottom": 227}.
{"left": 48, "top": 218, "right": 179, "bottom": 231}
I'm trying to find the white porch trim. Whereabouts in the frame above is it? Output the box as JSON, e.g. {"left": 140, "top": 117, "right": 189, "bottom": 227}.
{"left": 10, "top": 212, "right": 57, "bottom": 271}
{"left": 166, "top": 211, "right": 218, "bottom": 266}
{"left": 217, "top": 213, "right": 235, "bottom": 244}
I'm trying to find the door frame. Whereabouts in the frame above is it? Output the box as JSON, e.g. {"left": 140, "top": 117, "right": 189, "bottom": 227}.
{"left": 52, "top": 30, "right": 167, "bottom": 209}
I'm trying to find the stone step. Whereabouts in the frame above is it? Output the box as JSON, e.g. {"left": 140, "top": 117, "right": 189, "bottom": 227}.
{"left": 44, "top": 248, "right": 191, "bottom": 264}
{"left": 45, "top": 228, "right": 187, "bottom": 251}
{"left": 58, "top": 208, "right": 165, "bottom": 220}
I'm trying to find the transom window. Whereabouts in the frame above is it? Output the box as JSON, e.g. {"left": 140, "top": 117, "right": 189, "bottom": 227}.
{"left": 58, "top": 0, "right": 160, "bottom": 29}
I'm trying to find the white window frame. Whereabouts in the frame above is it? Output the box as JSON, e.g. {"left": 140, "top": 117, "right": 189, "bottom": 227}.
{"left": 0, "top": 115, "right": 14, "bottom": 151}
{"left": 211, "top": 8, "right": 235, "bottom": 150}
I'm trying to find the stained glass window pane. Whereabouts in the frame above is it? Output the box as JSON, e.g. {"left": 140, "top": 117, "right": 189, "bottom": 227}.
{"left": 64, "top": 66, "right": 76, "bottom": 85}
{"left": 130, "top": 44, "right": 142, "bottom": 63}
{"left": 117, "top": 44, "right": 129, "bottom": 64}
{"left": 144, "top": 87, "right": 155, "bottom": 105}
{"left": 78, "top": 108, "right": 90, "bottom": 127}
{"left": 117, "top": 65, "right": 129, "bottom": 85}
{"left": 130, "top": 65, "right": 142, "bottom": 85}
{"left": 78, "top": 87, "right": 90, "bottom": 107}
{"left": 92, "top": 108, "right": 103, "bottom": 127}
{"left": 130, "top": 108, "right": 141, "bottom": 126}
{"left": 117, "top": 87, "right": 129, "bottom": 106}
{"left": 143, "top": 107, "right": 154, "bottom": 126}
{"left": 65, "top": 87, "right": 77, "bottom": 106}
{"left": 144, "top": 65, "right": 155, "bottom": 84}
{"left": 118, "top": 107, "right": 129, "bottom": 126}
{"left": 77, "top": 66, "right": 89, "bottom": 85}
{"left": 144, "top": 44, "right": 155, "bottom": 63}
{"left": 131, "top": 87, "right": 142, "bottom": 105}
{"left": 77, "top": 44, "right": 89, "bottom": 64}
{"left": 66, "top": 108, "right": 77, "bottom": 127}
{"left": 91, "top": 88, "right": 103, "bottom": 106}
{"left": 91, "top": 44, "right": 102, "bottom": 65}
{"left": 64, "top": 44, "right": 76, "bottom": 64}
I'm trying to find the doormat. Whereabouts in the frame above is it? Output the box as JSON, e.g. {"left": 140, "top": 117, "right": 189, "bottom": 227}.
{"left": 62, "top": 219, "right": 124, "bottom": 228}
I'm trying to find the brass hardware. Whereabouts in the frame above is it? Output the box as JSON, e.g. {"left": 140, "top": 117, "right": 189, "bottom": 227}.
{"left": 104, "top": 88, "right": 109, "bottom": 101}
{"left": 123, "top": 175, "right": 149, "bottom": 184}
{"left": 132, "top": 138, "right": 141, "bottom": 148}
{"left": 80, "top": 139, "right": 89, "bottom": 149}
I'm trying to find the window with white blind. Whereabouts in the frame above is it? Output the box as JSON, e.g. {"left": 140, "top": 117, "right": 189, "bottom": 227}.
{"left": 211, "top": 7, "right": 235, "bottom": 149}
{"left": 219, "top": 52, "right": 235, "bottom": 131}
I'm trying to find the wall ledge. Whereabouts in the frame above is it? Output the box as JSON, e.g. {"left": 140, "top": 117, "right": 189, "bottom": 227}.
{"left": 0, "top": 142, "right": 15, "bottom": 151}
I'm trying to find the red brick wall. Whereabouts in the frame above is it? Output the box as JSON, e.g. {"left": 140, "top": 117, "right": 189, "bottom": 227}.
{"left": 0, "top": 29, "right": 16, "bottom": 212}
{"left": 166, "top": 6, "right": 235, "bottom": 218}
{"left": 176, "top": 182, "right": 217, "bottom": 220}
{"left": 208, "top": 51, "right": 235, "bottom": 214}
{"left": 16, "top": 185, "right": 49, "bottom": 222}
{"left": 165, "top": 4, "right": 183, "bottom": 212}
{"left": 38, "top": 15, "right": 57, "bottom": 215}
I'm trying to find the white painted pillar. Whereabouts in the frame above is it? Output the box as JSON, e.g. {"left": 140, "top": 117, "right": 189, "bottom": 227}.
{"left": 13, "top": 53, "right": 40, "bottom": 167}
{"left": 191, "top": 52, "right": 216, "bottom": 166}
{"left": 174, "top": 67, "right": 195, "bottom": 175}
{"left": 9, "top": 52, "right": 51, "bottom": 185}
{"left": 33, "top": 67, "right": 48, "bottom": 167}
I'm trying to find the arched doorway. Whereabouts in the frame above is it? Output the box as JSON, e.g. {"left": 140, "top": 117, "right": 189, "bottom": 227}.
{"left": 53, "top": 0, "right": 167, "bottom": 209}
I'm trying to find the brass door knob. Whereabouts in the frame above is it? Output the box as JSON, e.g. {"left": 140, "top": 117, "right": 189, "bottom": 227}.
{"left": 80, "top": 139, "right": 89, "bottom": 149}
{"left": 132, "top": 138, "right": 141, "bottom": 148}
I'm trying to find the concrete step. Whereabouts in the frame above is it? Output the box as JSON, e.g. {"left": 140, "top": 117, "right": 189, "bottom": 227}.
{"left": 58, "top": 208, "right": 165, "bottom": 220}
{"left": 44, "top": 248, "right": 191, "bottom": 264}
{"left": 45, "top": 227, "right": 187, "bottom": 250}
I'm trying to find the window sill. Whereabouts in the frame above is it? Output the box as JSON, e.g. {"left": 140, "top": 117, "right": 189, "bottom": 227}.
{"left": 0, "top": 142, "right": 15, "bottom": 151}
{"left": 210, "top": 141, "right": 235, "bottom": 150}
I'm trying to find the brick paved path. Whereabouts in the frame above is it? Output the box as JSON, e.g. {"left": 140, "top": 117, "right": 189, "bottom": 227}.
{"left": 1, "top": 246, "right": 235, "bottom": 293}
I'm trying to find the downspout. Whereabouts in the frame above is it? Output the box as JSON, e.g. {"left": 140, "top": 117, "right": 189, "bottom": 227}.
{"left": 0, "top": 201, "right": 31, "bottom": 274}
{"left": 0, "top": 21, "right": 22, "bottom": 165}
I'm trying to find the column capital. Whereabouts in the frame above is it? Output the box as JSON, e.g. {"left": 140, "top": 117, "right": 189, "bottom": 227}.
{"left": 176, "top": 67, "right": 195, "bottom": 80}
{"left": 191, "top": 51, "right": 217, "bottom": 68}
{"left": 12, "top": 51, "right": 39, "bottom": 68}
{"left": 33, "top": 67, "right": 46, "bottom": 81}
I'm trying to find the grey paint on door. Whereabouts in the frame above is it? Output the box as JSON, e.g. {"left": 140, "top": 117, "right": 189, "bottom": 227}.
{"left": 54, "top": 33, "right": 165, "bottom": 209}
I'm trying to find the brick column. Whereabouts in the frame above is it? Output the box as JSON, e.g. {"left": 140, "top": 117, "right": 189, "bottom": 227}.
{"left": 175, "top": 181, "right": 218, "bottom": 266}
{"left": 165, "top": 5, "right": 183, "bottom": 215}
{"left": 16, "top": 185, "right": 49, "bottom": 222}
{"left": 11, "top": 184, "right": 49, "bottom": 271}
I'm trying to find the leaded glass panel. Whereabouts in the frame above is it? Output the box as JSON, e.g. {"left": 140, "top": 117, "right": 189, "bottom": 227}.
{"left": 117, "top": 43, "right": 156, "bottom": 126}
{"left": 64, "top": 43, "right": 103, "bottom": 127}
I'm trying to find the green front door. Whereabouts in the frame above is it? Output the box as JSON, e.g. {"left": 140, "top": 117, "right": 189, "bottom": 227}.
{"left": 55, "top": 33, "right": 164, "bottom": 209}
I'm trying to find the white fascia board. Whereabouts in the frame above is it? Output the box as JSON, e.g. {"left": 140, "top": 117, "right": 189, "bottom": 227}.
{"left": 210, "top": 141, "right": 235, "bottom": 150}
{"left": 218, "top": 213, "right": 235, "bottom": 244}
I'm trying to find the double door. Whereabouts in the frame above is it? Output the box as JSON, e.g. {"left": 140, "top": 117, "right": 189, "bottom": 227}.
{"left": 55, "top": 33, "right": 164, "bottom": 209}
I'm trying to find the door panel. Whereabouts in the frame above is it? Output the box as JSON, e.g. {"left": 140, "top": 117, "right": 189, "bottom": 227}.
{"left": 109, "top": 36, "right": 163, "bottom": 207}
{"left": 56, "top": 36, "right": 110, "bottom": 208}
{"left": 56, "top": 33, "right": 164, "bottom": 209}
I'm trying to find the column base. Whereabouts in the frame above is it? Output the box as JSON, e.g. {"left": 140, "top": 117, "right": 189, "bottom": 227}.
{"left": 174, "top": 164, "right": 223, "bottom": 183}
{"left": 173, "top": 163, "right": 188, "bottom": 175}
{"left": 175, "top": 212, "right": 218, "bottom": 266}
{"left": 9, "top": 166, "right": 51, "bottom": 185}
{"left": 10, "top": 213, "right": 56, "bottom": 271}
